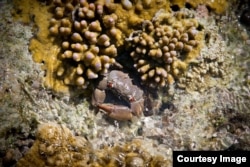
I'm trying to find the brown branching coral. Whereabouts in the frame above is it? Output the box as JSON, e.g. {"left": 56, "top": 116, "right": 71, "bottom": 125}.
{"left": 24, "top": 0, "right": 204, "bottom": 92}
{"left": 127, "top": 10, "right": 203, "bottom": 87}
{"left": 49, "top": 0, "right": 122, "bottom": 89}
{"left": 28, "top": 0, "right": 170, "bottom": 93}
{"left": 49, "top": 0, "right": 204, "bottom": 89}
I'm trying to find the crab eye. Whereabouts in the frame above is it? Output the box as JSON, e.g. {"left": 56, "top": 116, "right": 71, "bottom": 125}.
{"left": 107, "top": 81, "right": 113, "bottom": 88}
{"left": 129, "top": 96, "right": 135, "bottom": 102}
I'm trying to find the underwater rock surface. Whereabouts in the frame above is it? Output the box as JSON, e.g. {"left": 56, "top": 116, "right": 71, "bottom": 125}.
{"left": 0, "top": 0, "right": 250, "bottom": 166}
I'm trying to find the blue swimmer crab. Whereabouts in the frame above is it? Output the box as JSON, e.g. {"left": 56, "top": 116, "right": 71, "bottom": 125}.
{"left": 92, "top": 70, "right": 144, "bottom": 121}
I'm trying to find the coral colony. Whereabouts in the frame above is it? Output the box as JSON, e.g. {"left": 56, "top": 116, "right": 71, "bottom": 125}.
{"left": 127, "top": 11, "right": 200, "bottom": 87}
{"left": 47, "top": 0, "right": 202, "bottom": 89}
{"left": 49, "top": 0, "right": 119, "bottom": 89}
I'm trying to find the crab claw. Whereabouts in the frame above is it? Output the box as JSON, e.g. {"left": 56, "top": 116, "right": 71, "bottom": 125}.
{"left": 91, "top": 88, "right": 106, "bottom": 106}
{"left": 97, "top": 104, "right": 133, "bottom": 121}
{"left": 131, "top": 99, "right": 144, "bottom": 117}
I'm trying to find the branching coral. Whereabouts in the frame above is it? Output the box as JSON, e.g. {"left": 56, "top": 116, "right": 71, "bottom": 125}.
{"left": 20, "top": 0, "right": 205, "bottom": 92}
{"left": 31, "top": 0, "right": 170, "bottom": 92}
{"left": 49, "top": 0, "right": 122, "bottom": 89}
{"left": 127, "top": 10, "right": 203, "bottom": 87}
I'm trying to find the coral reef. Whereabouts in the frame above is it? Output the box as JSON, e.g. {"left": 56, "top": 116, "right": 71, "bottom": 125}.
{"left": 24, "top": 0, "right": 170, "bottom": 93}
{"left": 1, "top": 0, "right": 250, "bottom": 167}
{"left": 16, "top": 123, "right": 92, "bottom": 167}
{"left": 127, "top": 10, "right": 203, "bottom": 87}
{"left": 17, "top": 123, "right": 171, "bottom": 167}
{"left": 49, "top": 0, "right": 120, "bottom": 89}
{"left": 11, "top": 0, "right": 229, "bottom": 93}
{"left": 47, "top": 0, "right": 204, "bottom": 89}
{"left": 176, "top": 11, "right": 227, "bottom": 91}
{"left": 48, "top": 0, "right": 174, "bottom": 91}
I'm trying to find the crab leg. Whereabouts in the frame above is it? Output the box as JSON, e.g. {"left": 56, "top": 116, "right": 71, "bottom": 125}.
{"left": 97, "top": 103, "right": 133, "bottom": 121}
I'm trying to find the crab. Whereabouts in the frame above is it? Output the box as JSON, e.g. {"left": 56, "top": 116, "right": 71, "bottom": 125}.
{"left": 92, "top": 70, "right": 144, "bottom": 121}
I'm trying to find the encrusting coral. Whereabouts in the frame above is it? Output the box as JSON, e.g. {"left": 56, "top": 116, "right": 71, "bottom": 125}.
{"left": 127, "top": 10, "right": 203, "bottom": 87}
{"left": 17, "top": 123, "right": 171, "bottom": 166}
